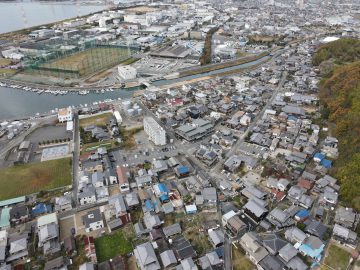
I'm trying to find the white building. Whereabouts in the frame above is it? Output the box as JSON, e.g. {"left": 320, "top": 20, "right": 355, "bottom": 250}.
{"left": 58, "top": 107, "right": 73, "bottom": 123}
{"left": 118, "top": 65, "right": 137, "bottom": 81}
{"left": 143, "top": 117, "right": 166, "bottom": 146}
{"left": 113, "top": 110, "right": 122, "bottom": 124}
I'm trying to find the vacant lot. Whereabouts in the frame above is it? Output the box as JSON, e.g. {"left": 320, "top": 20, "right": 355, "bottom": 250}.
{"left": 80, "top": 112, "right": 113, "bottom": 128}
{"left": 0, "top": 58, "right": 12, "bottom": 66}
{"left": 322, "top": 244, "right": 351, "bottom": 270}
{"left": 120, "top": 126, "right": 143, "bottom": 150}
{"left": 0, "top": 157, "right": 72, "bottom": 200}
{"left": 95, "top": 226, "right": 134, "bottom": 262}
{"left": 164, "top": 212, "right": 212, "bottom": 256}
{"left": 233, "top": 245, "right": 254, "bottom": 270}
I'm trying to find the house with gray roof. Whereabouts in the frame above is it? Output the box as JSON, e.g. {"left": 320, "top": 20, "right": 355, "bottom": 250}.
{"left": 199, "top": 251, "right": 222, "bottom": 269}
{"left": 163, "top": 223, "right": 181, "bottom": 238}
{"left": 334, "top": 206, "right": 358, "bottom": 229}
{"left": 285, "top": 227, "right": 307, "bottom": 244}
{"left": 91, "top": 171, "right": 105, "bottom": 188}
{"left": 82, "top": 209, "right": 104, "bottom": 233}
{"left": 79, "top": 262, "right": 95, "bottom": 270}
{"left": 266, "top": 208, "right": 294, "bottom": 229}
{"left": 258, "top": 255, "right": 285, "bottom": 270}
{"left": 143, "top": 212, "right": 162, "bottom": 230}
{"left": 260, "top": 233, "right": 288, "bottom": 255}
{"left": 125, "top": 192, "right": 140, "bottom": 209}
{"left": 332, "top": 224, "right": 358, "bottom": 247}
{"left": 202, "top": 187, "right": 217, "bottom": 204}
{"left": 286, "top": 256, "right": 308, "bottom": 270}
{"left": 304, "top": 219, "right": 327, "bottom": 239}
{"left": 37, "top": 215, "right": 60, "bottom": 256}
{"left": 7, "top": 236, "right": 28, "bottom": 263}
{"left": 278, "top": 243, "right": 298, "bottom": 263}
{"left": 134, "top": 242, "right": 160, "bottom": 270}
{"left": 208, "top": 229, "right": 224, "bottom": 248}
{"left": 177, "top": 258, "right": 198, "bottom": 270}
{"left": 108, "top": 195, "right": 127, "bottom": 218}
{"left": 239, "top": 232, "right": 269, "bottom": 264}
{"left": 243, "top": 199, "right": 268, "bottom": 223}
{"left": 78, "top": 185, "right": 97, "bottom": 206}
{"left": 54, "top": 195, "right": 72, "bottom": 213}
{"left": 160, "top": 250, "right": 177, "bottom": 268}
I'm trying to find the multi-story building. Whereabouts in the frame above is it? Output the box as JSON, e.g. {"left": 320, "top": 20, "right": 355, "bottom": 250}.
{"left": 143, "top": 117, "right": 166, "bottom": 146}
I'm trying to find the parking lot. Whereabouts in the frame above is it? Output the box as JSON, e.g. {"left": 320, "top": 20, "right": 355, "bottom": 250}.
{"left": 110, "top": 129, "right": 179, "bottom": 167}
{"left": 59, "top": 215, "right": 75, "bottom": 242}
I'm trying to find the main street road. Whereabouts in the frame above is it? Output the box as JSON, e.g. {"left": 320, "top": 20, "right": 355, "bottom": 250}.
{"left": 72, "top": 112, "right": 80, "bottom": 207}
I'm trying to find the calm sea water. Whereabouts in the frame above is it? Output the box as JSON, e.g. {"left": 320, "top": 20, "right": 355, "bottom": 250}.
{"left": 0, "top": 0, "right": 106, "bottom": 34}
{"left": 0, "top": 86, "right": 136, "bottom": 120}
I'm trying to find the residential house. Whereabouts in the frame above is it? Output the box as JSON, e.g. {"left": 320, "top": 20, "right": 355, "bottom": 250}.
{"left": 7, "top": 235, "right": 29, "bottom": 263}
{"left": 285, "top": 227, "right": 307, "bottom": 244}
{"left": 208, "top": 229, "right": 224, "bottom": 248}
{"left": 332, "top": 224, "right": 358, "bottom": 248}
{"left": 37, "top": 213, "right": 60, "bottom": 255}
{"left": 239, "top": 232, "right": 269, "bottom": 265}
{"left": 10, "top": 205, "right": 28, "bottom": 226}
{"left": 134, "top": 242, "right": 161, "bottom": 270}
{"left": 334, "top": 207, "right": 357, "bottom": 229}
{"left": 160, "top": 250, "right": 177, "bottom": 269}
{"left": 82, "top": 209, "right": 104, "bottom": 233}
{"left": 54, "top": 195, "right": 72, "bottom": 213}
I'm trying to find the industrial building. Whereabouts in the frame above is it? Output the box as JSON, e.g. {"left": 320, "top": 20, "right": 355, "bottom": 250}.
{"left": 176, "top": 119, "right": 214, "bottom": 141}
{"left": 57, "top": 107, "right": 73, "bottom": 123}
{"left": 118, "top": 65, "right": 137, "bottom": 81}
{"left": 143, "top": 117, "right": 166, "bottom": 146}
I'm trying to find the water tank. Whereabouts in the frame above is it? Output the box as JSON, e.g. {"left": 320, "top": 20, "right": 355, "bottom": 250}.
{"left": 127, "top": 108, "right": 135, "bottom": 116}
{"left": 122, "top": 100, "right": 131, "bottom": 110}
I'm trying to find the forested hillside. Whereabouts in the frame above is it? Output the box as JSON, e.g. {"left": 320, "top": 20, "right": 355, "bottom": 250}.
{"left": 314, "top": 38, "right": 360, "bottom": 210}
{"left": 312, "top": 38, "right": 360, "bottom": 66}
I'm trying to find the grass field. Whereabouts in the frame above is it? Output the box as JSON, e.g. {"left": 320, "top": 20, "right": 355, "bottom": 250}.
{"left": 39, "top": 47, "right": 132, "bottom": 77}
{"left": 0, "top": 158, "right": 72, "bottom": 200}
{"left": 79, "top": 112, "right": 113, "bottom": 128}
{"left": 233, "top": 245, "right": 254, "bottom": 270}
{"left": 0, "top": 58, "right": 12, "bottom": 66}
{"left": 322, "top": 244, "right": 351, "bottom": 270}
{"left": 95, "top": 227, "right": 134, "bottom": 262}
{"left": 0, "top": 69, "right": 17, "bottom": 77}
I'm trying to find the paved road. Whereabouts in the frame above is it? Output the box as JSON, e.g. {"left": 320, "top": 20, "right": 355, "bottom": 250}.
{"left": 0, "top": 115, "right": 57, "bottom": 160}
{"left": 72, "top": 112, "right": 80, "bottom": 207}
{"left": 211, "top": 69, "right": 288, "bottom": 176}
{"left": 213, "top": 70, "right": 288, "bottom": 270}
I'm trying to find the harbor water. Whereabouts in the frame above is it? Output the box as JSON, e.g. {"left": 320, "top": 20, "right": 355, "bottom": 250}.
{"left": 0, "top": 0, "right": 106, "bottom": 34}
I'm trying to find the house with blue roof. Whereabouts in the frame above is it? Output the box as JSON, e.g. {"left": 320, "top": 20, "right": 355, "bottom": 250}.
{"left": 313, "top": 153, "right": 325, "bottom": 163}
{"left": 298, "top": 235, "right": 324, "bottom": 261}
{"left": 145, "top": 200, "right": 155, "bottom": 212}
{"left": 32, "top": 203, "right": 52, "bottom": 217}
{"left": 320, "top": 159, "right": 332, "bottom": 169}
{"left": 295, "top": 209, "right": 310, "bottom": 222}
{"left": 175, "top": 166, "right": 190, "bottom": 178}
